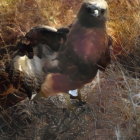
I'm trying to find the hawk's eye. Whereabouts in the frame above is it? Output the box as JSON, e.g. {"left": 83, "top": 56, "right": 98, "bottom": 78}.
{"left": 101, "top": 9, "right": 105, "bottom": 14}
{"left": 86, "top": 6, "right": 92, "bottom": 13}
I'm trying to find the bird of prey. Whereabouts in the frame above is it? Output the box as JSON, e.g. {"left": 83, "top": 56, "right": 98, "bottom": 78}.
{"left": 0, "top": 0, "right": 111, "bottom": 107}
{"left": 39, "top": 0, "right": 111, "bottom": 99}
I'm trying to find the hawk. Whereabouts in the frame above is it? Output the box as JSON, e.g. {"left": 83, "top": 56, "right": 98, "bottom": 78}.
{"left": 37, "top": 0, "right": 111, "bottom": 99}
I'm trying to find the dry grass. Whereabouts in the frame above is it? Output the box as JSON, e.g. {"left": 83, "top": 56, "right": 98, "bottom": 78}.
{"left": 107, "top": 0, "right": 140, "bottom": 55}
{"left": 80, "top": 62, "right": 140, "bottom": 138}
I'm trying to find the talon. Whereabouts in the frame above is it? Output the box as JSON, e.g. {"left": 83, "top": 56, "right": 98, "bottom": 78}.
{"left": 68, "top": 89, "right": 86, "bottom": 107}
{"left": 77, "top": 100, "right": 86, "bottom": 106}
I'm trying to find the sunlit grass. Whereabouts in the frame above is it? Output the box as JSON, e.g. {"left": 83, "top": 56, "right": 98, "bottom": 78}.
{"left": 107, "top": 0, "right": 140, "bottom": 55}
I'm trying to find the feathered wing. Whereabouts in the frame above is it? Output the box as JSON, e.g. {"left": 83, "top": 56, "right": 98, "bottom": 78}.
{"left": 10, "top": 26, "right": 70, "bottom": 103}
{"left": 16, "top": 25, "right": 70, "bottom": 58}
{"left": 97, "top": 35, "right": 112, "bottom": 71}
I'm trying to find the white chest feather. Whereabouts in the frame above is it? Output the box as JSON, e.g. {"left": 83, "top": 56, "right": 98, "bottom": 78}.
{"left": 13, "top": 55, "right": 43, "bottom": 76}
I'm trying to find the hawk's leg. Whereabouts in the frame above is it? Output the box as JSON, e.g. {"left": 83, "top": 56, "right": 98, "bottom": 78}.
{"left": 68, "top": 89, "right": 86, "bottom": 106}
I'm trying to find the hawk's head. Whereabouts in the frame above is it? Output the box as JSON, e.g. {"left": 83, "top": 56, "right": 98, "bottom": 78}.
{"left": 78, "top": 0, "right": 108, "bottom": 27}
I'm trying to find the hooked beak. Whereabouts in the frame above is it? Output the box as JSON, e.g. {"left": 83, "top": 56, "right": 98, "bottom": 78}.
{"left": 91, "top": 9, "right": 99, "bottom": 17}
{"left": 86, "top": 5, "right": 100, "bottom": 17}
{"left": 86, "top": 4, "right": 106, "bottom": 18}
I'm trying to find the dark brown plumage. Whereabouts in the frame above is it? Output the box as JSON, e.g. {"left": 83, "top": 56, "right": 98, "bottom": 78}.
{"left": 35, "top": 0, "right": 111, "bottom": 99}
